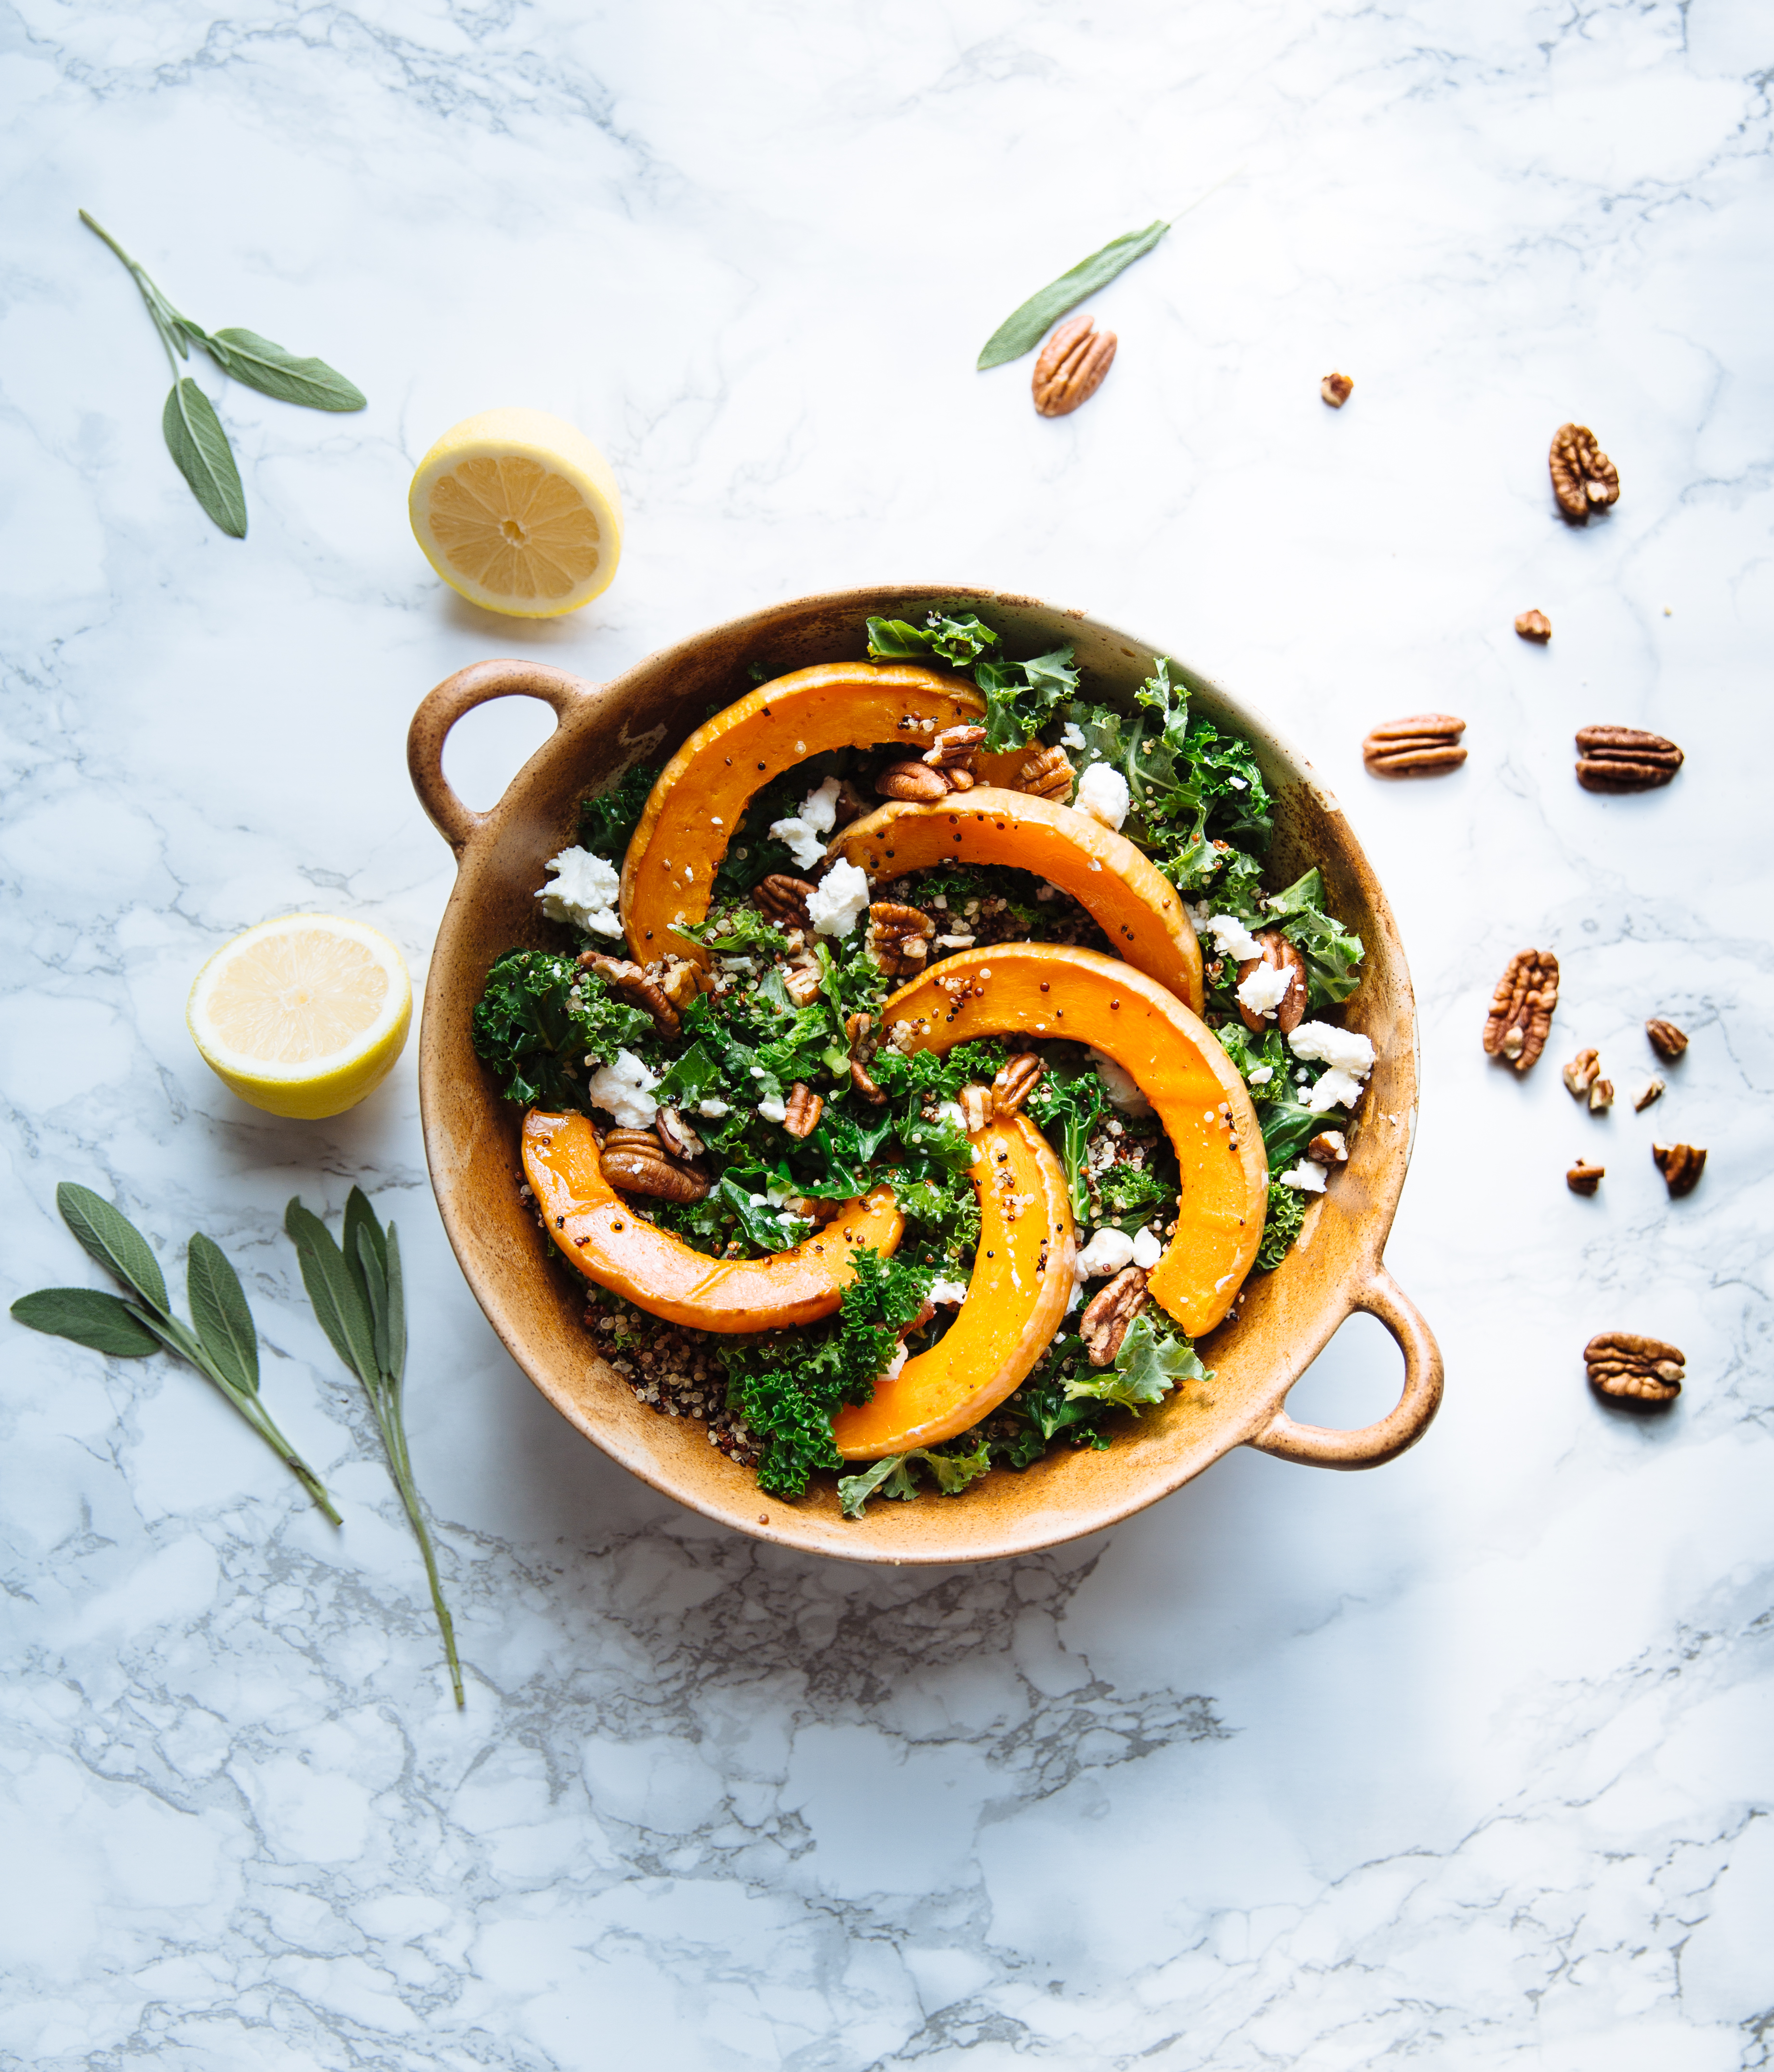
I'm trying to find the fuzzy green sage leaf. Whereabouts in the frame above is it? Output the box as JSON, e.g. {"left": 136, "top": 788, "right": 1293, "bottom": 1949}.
{"left": 163, "top": 378, "right": 248, "bottom": 537}
{"left": 977, "top": 220, "right": 1169, "bottom": 371}
{"left": 11, "top": 1286, "right": 161, "bottom": 1359}
{"left": 57, "top": 1181, "right": 170, "bottom": 1316}
{"left": 202, "top": 328, "right": 366, "bottom": 411}
{"left": 187, "top": 1231, "right": 260, "bottom": 1395}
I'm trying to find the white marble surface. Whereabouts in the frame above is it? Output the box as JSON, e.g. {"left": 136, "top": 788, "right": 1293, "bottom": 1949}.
{"left": 3, "top": 1, "right": 1772, "bottom": 2064}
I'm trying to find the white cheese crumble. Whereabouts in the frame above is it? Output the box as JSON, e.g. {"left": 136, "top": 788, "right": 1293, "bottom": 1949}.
{"left": 807, "top": 857, "right": 870, "bottom": 937}
{"left": 1305, "top": 1068, "right": 1367, "bottom": 1113}
{"left": 1205, "top": 913, "right": 1265, "bottom": 963}
{"left": 1061, "top": 721, "right": 1086, "bottom": 751}
{"left": 1288, "top": 1022, "right": 1376, "bottom": 1075}
{"left": 1247, "top": 1065, "right": 1274, "bottom": 1086}
{"left": 1076, "top": 1227, "right": 1136, "bottom": 1279}
{"left": 584, "top": 1048, "right": 660, "bottom": 1128}
{"left": 878, "top": 1343, "right": 908, "bottom": 1383}
{"left": 767, "top": 776, "right": 844, "bottom": 870}
{"left": 1074, "top": 762, "right": 1130, "bottom": 831}
{"left": 1279, "top": 1159, "right": 1327, "bottom": 1193}
{"left": 697, "top": 1098, "right": 730, "bottom": 1118}
{"left": 1131, "top": 1225, "right": 1163, "bottom": 1270}
{"left": 1087, "top": 1048, "right": 1152, "bottom": 1116}
{"left": 1237, "top": 961, "right": 1292, "bottom": 1018}
{"left": 536, "top": 846, "right": 623, "bottom": 937}
{"left": 929, "top": 1277, "right": 970, "bottom": 1306}
{"left": 756, "top": 1094, "right": 788, "bottom": 1124}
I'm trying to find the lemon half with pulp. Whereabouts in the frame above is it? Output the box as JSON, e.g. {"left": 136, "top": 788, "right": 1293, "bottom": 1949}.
{"left": 187, "top": 915, "right": 412, "bottom": 1120}
{"left": 409, "top": 406, "right": 623, "bottom": 618}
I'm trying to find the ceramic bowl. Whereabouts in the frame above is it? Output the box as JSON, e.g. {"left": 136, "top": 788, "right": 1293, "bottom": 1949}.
{"left": 407, "top": 586, "right": 1442, "bottom": 1565}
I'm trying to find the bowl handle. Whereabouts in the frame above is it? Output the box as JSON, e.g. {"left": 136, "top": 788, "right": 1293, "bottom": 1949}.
{"left": 1245, "top": 1265, "right": 1443, "bottom": 1470}
{"left": 408, "top": 659, "right": 599, "bottom": 854}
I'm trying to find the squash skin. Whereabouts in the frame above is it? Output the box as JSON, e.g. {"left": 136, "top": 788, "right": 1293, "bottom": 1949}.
{"left": 521, "top": 1109, "right": 904, "bottom": 1333}
{"left": 831, "top": 787, "right": 1205, "bottom": 1013}
{"left": 832, "top": 1113, "right": 1076, "bottom": 1459}
{"left": 883, "top": 945, "right": 1268, "bottom": 1336}
{"left": 621, "top": 662, "right": 989, "bottom": 966}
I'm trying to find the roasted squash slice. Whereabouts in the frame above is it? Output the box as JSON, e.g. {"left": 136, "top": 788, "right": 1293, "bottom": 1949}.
{"left": 832, "top": 1112, "right": 1076, "bottom": 1459}
{"left": 883, "top": 945, "right": 1268, "bottom": 1335}
{"left": 831, "top": 787, "right": 1204, "bottom": 1013}
{"left": 621, "top": 662, "right": 990, "bottom": 966}
{"left": 521, "top": 1109, "right": 904, "bottom": 1333}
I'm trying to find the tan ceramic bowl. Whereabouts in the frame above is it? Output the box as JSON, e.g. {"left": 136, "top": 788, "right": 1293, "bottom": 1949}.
{"left": 408, "top": 586, "right": 1442, "bottom": 1565}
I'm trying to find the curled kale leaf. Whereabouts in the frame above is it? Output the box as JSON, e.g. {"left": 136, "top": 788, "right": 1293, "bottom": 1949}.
{"left": 1264, "top": 867, "right": 1365, "bottom": 1006}
{"left": 865, "top": 611, "right": 1001, "bottom": 669}
{"left": 577, "top": 764, "right": 658, "bottom": 866}
{"left": 470, "top": 951, "right": 656, "bottom": 1111}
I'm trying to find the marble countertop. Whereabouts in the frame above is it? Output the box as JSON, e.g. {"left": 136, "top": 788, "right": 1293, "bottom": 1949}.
{"left": 4, "top": 2, "right": 1771, "bottom": 2065}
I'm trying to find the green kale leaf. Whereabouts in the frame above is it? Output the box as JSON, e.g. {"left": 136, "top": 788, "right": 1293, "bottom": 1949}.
{"left": 1255, "top": 1179, "right": 1309, "bottom": 1271}
{"left": 865, "top": 611, "right": 1001, "bottom": 669}
{"left": 1026, "top": 1058, "right": 1108, "bottom": 1222}
{"left": 976, "top": 646, "right": 1081, "bottom": 750}
{"left": 470, "top": 951, "right": 657, "bottom": 1111}
{"left": 837, "top": 1435, "right": 994, "bottom": 1517}
{"left": 1063, "top": 1312, "right": 1208, "bottom": 1414}
{"left": 1264, "top": 867, "right": 1365, "bottom": 1005}
{"left": 1094, "top": 1159, "right": 1175, "bottom": 1226}
{"left": 577, "top": 764, "right": 659, "bottom": 865}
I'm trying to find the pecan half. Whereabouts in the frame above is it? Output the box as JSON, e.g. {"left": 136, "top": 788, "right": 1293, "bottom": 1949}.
{"left": 755, "top": 873, "right": 816, "bottom": 927}
{"left": 1584, "top": 1331, "right": 1682, "bottom": 1404}
{"left": 1575, "top": 726, "right": 1683, "bottom": 793}
{"left": 1562, "top": 1048, "right": 1601, "bottom": 1098}
{"left": 992, "top": 1053, "right": 1045, "bottom": 1115}
{"left": 1321, "top": 371, "right": 1354, "bottom": 408}
{"left": 576, "top": 949, "right": 680, "bottom": 1035}
{"left": 875, "top": 759, "right": 952, "bottom": 803}
{"left": 1634, "top": 1077, "right": 1666, "bottom": 1113}
{"left": 1514, "top": 609, "right": 1552, "bottom": 643}
{"left": 1308, "top": 1130, "right": 1348, "bottom": 1165}
{"left": 1236, "top": 932, "right": 1308, "bottom": 1035}
{"left": 654, "top": 1106, "right": 704, "bottom": 1161}
{"left": 1483, "top": 949, "right": 1559, "bottom": 1072}
{"left": 868, "top": 900, "right": 936, "bottom": 977}
{"left": 923, "top": 724, "right": 986, "bottom": 774}
{"left": 1646, "top": 1017, "right": 1689, "bottom": 1061}
{"left": 1653, "top": 1142, "right": 1706, "bottom": 1198}
{"left": 1033, "top": 313, "right": 1117, "bottom": 417}
{"left": 1080, "top": 1267, "right": 1148, "bottom": 1367}
{"left": 782, "top": 1081, "right": 824, "bottom": 1140}
{"left": 1363, "top": 713, "right": 1468, "bottom": 778}
{"left": 1012, "top": 743, "right": 1075, "bottom": 803}
{"left": 657, "top": 957, "right": 703, "bottom": 1010}
{"left": 600, "top": 1128, "right": 709, "bottom": 1202}
{"left": 849, "top": 1056, "right": 887, "bottom": 1106}
{"left": 782, "top": 958, "right": 823, "bottom": 1007}
{"left": 1567, "top": 1159, "right": 1604, "bottom": 1196}
{"left": 1549, "top": 423, "right": 1620, "bottom": 524}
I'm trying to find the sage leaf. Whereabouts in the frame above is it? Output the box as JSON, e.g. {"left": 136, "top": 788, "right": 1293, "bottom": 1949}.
{"left": 162, "top": 379, "right": 248, "bottom": 537}
{"left": 285, "top": 1198, "right": 379, "bottom": 1387}
{"left": 187, "top": 1232, "right": 260, "bottom": 1395}
{"left": 382, "top": 1224, "right": 407, "bottom": 1387}
{"left": 354, "top": 1223, "right": 391, "bottom": 1383}
{"left": 343, "top": 1185, "right": 386, "bottom": 1304}
{"left": 201, "top": 328, "right": 366, "bottom": 412}
{"left": 977, "top": 219, "right": 1170, "bottom": 371}
{"left": 56, "top": 1183, "right": 170, "bottom": 1316}
{"left": 11, "top": 1287, "right": 160, "bottom": 1359}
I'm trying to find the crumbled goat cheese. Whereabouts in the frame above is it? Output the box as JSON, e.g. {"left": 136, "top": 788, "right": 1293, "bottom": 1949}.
{"left": 1237, "top": 961, "right": 1293, "bottom": 1018}
{"left": 1247, "top": 1065, "right": 1274, "bottom": 1086}
{"left": 756, "top": 1094, "right": 789, "bottom": 1123}
{"left": 767, "top": 776, "right": 845, "bottom": 870}
{"left": 1305, "top": 1068, "right": 1367, "bottom": 1113}
{"left": 1061, "top": 721, "right": 1086, "bottom": 751}
{"left": 1074, "top": 762, "right": 1130, "bottom": 831}
{"left": 1205, "top": 913, "right": 1265, "bottom": 962}
{"left": 1076, "top": 1227, "right": 1137, "bottom": 1279}
{"left": 697, "top": 1098, "right": 730, "bottom": 1118}
{"left": 1131, "top": 1225, "right": 1163, "bottom": 1269}
{"left": 1288, "top": 1022, "right": 1376, "bottom": 1075}
{"left": 536, "top": 846, "right": 623, "bottom": 937}
{"left": 1035, "top": 882, "right": 1062, "bottom": 901}
{"left": 807, "top": 857, "right": 870, "bottom": 937}
{"left": 1280, "top": 1159, "right": 1327, "bottom": 1193}
{"left": 929, "top": 1277, "right": 970, "bottom": 1306}
{"left": 878, "top": 1343, "right": 908, "bottom": 1383}
{"left": 584, "top": 1048, "right": 660, "bottom": 1128}
{"left": 1087, "top": 1047, "right": 1152, "bottom": 1116}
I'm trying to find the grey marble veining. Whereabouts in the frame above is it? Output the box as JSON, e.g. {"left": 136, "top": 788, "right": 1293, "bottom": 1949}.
{"left": 2, "top": 0, "right": 1772, "bottom": 2065}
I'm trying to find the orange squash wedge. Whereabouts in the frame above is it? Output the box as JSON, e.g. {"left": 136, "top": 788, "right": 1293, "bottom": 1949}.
{"left": 521, "top": 1109, "right": 904, "bottom": 1333}
{"left": 832, "top": 1112, "right": 1076, "bottom": 1459}
{"left": 883, "top": 944, "right": 1268, "bottom": 1335}
{"left": 831, "top": 787, "right": 1204, "bottom": 1013}
{"left": 621, "top": 662, "right": 990, "bottom": 966}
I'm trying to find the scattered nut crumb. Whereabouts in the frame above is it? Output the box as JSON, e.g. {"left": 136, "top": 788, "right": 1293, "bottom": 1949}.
{"left": 1567, "top": 1159, "right": 1604, "bottom": 1196}
{"left": 1653, "top": 1142, "right": 1706, "bottom": 1198}
{"left": 1321, "top": 371, "right": 1354, "bottom": 408}
{"left": 1515, "top": 609, "right": 1552, "bottom": 643}
{"left": 1646, "top": 1017, "right": 1689, "bottom": 1060}
{"left": 1634, "top": 1077, "right": 1666, "bottom": 1113}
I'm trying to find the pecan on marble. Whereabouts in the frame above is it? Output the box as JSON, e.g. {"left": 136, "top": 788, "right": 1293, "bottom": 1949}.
{"left": 1080, "top": 1267, "right": 1148, "bottom": 1367}
{"left": 1236, "top": 931, "right": 1308, "bottom": 1035}
{"left": 1588, "top": 1075, "right": 1615, "bottom": 1114}
{"left": 1566, "top": 1159, "right": 1604, "bottom": 1196}
{"left": 782, "top": 1082, "right": 824, "bottom": 1141}
{"left": 1646, "top": 1017, "right": 1689, "bottom": 1061}
{"left": 1363, "top": 713, "right": 1468, "bottom": 778}
{"left": 868, "top": 900, "right": 937, "bottom": 977}
{"left": 1584, "top": 1331, "right": 1683, "bottom": 1405}
{"left": 1033, "top": 314, "right": 1117, "bottom": 417}
{"left": 1575, "top": 726, "right": 1683, "bottom": 794}
{"left": 1549, "top": 422, "right": 1620, "bottom": 524}
{"left": 576, "top": 949, "right": 680, "bottom": 1034}
{"left": 1483, "top": 949, "right": 1559, "bottom": 1072}
{"left": 1321, "top": 371, "right": 1354, "bottom": 408}
{"left": 600, "top": 1128, "right": 709, "bottom": 1203}
{"left": 1562, "top": 1049, "right": 1601, "bottom": 1099}
{"left": 992, "top": 1052, "right": 1045, "bottom": 1116}
{"left": 875, "top": 759, "right": 952, "bottom": 803}
{"left": 755, "top": 873, "right": 816, "bottom": 927}
{"left": 1653, "top": 1142, "right": 1707, "bottom": 1198}
{"left": 1634, "top": 1077, "right": 1666, "bottom": 1114}
{"left": 1011, "top": 743, "right": 1076, "bottom": 803}
{"left": 1515, "top": 609, "right": 1552, "bottom": 643}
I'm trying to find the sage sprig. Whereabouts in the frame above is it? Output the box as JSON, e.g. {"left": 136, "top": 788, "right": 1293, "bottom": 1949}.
{"left": 79, "top": 210, "right": 366, "bottom": 538}
{"left": 286, "top": 1191, "right": 464, "bottom": 1708}
{"left": 977, "top": 221, "right": 1171, "bottom": 371}
{"left": 11, "top": 1184, "right": 342, "bottom": 1524}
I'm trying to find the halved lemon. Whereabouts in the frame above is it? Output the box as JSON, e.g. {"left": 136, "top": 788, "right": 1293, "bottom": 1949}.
{"left": 187, "top": 915, "right": 412, "bottom": 1120}
{"left": 408, "top": 407, "right": 624, "bottom": 618}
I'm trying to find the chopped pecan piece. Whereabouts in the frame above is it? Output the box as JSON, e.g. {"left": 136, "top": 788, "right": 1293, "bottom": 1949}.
{"left": 956, "top": 1083, "right": 992, "bottom": 1135}
{"left": 755, "top": 873, "right": 816, "bottom": 926}
{"left": 1321, "top": 371, "right": 1354, "bottom": 408}
{"left": 576, "top": 949, "right": 680, "bottom": 1035}
{"left": 1562, "top": 1048, "right": 1601, "bottom": 1098}
{"left": 1363, "top": 713, "right": 1468, "bottom": 778}
{"left": 845, "top": 1011, "right": 876, "bottom": 1059}
{"left": 868, "top": 900, "right": 937, "bottom": 977}
{"left": 1566, "top": 1159, "right": 1604, "bottom": 1196}
{"left": 1308, "top": 1130, "right": 1348, "bottom": 1165}
{"left": 992, "top": 1052, "right": 1045, "bottom": 1115}
{"left": 784, "top": 1193, "right": 842, "bottom": 1227}
{"left": 1575, "top": 726, "right": 1683, "bottom": 793}
{"left": 656, "top": 956, "right": 703, "bottom": 1010}
{"left": 1514, "top": 608, "right": 1552, "bottom": 643}
{"left": 1588, "top": 1075, "right": 1615, "bottom": 1114}
{"left": 922, "top": 724, "right": 986, "bottom": 774}
{"left": 875, "top": 759, "right": 952, "bottom": 803}
{"left": 1033, "top": 313, "right": 1117, "bottom": 417}
{"left": 849, "top": 1056, "right": 887, "bottom": 1106}
{"left": 653, "top": 1106, "right": 704, "bottom": 1161}
{"left": 1080, "top": 1267, "right": 1148, "bottom": 1366}
{"left": 1646, "top": 1017, "right": 1689, "bottom": 1061}
{"left": 1653, "top": 1142, "right": 1706, "bottom": 1198}
{"left": 1236, "top": 931, "right": 1307, "bottom": 1035}
{"left": 782, "top": 1081, "right": 824, "bottom": 1140}
{"left": 1634, "top": 1077, "right": 1666, "bottom": 1113}
{"left": 782, "top": 958, "right": 823, "bottom": 1007}
{"left": 1549, "top": 422, "right": 1620, "bottom": 524}
{"left": 1584, "top": 1331, "right": 1682, "bottom": 1405}
{"left": 1483, "top": 950, "right": 1559, "bottom": 1072}
{"left": 1012, "top": 742, "right": 1075, "bottom": 803}
{"left": 600, "top": 1128, "right": 709, "bottom": 1203}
